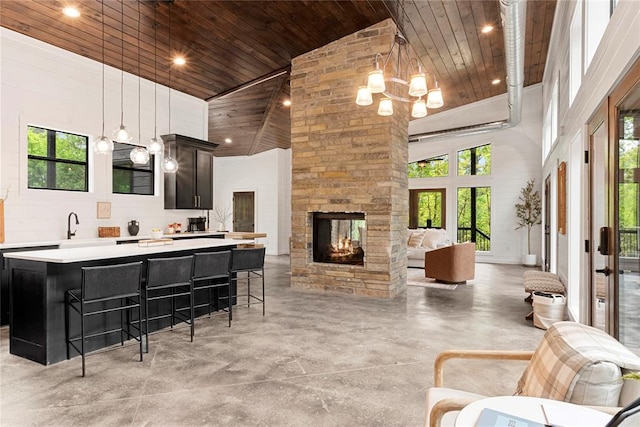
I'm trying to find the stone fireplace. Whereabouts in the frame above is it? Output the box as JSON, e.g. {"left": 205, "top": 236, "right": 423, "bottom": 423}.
{"left": 312, "top": 212, "right": 366, "bottom": 266}
{"left": 289, "top": 18, "right": 409, "bottom": 298}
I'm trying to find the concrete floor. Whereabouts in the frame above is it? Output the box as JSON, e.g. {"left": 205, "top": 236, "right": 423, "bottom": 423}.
{"left": 0, "top": 257, "right": 544, "bottom": 426}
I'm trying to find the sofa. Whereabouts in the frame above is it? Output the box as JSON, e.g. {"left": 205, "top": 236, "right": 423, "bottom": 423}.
{"left": 407, "top": 228, "right": 453, "bottom": 268}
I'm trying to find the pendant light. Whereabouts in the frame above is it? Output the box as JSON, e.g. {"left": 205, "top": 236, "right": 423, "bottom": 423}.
{"left": 130, "top": 0, "right": 150, "bottom": 164}
{"left": 162, "top": 1, "right": 178, "bottom": 173}
{"left": 93, "top": 0, "right": 113, "bottom": 154}
{"left": 147, "top": 2, "right": 164, "bottom": 156}
{"left": 112, "top": 0, "right": 132, "bottom": 143}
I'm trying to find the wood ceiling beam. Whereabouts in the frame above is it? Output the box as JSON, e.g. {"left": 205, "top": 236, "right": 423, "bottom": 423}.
{"left": 248, "top": 73, "right": 288, "bottom": 156}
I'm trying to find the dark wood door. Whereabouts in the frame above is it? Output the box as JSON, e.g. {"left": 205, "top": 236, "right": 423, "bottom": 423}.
{"left": 233, "top": 192, "right": 255, "bottom": 232}
{"left": 196, "top": 150, "right": 213, "bottom": 209}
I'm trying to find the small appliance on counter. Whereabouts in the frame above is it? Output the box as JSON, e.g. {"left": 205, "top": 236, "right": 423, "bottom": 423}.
{"left": 188, "top": 217, "right": 206, "bottom": 232}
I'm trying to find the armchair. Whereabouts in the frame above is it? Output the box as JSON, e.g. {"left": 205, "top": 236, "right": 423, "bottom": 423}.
{"left": 424, "top": 242, "right": 475, "bottom": 283}
{"left": 424, "top": 321, "right": 640, "bottom": 427}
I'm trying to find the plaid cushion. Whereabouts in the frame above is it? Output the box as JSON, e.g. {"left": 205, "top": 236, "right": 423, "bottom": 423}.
{"left": 515, "top": 322, "right": 640, "bottom": 406}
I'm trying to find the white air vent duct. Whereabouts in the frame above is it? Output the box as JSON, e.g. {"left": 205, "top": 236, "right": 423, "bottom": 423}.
{"left": 409, "top": 0, "right": 526, "bottom": 143}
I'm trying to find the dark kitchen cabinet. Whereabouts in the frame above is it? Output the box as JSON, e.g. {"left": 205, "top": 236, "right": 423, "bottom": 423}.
{"left": 162, "top": 134, "right": 218, "bottom": 210}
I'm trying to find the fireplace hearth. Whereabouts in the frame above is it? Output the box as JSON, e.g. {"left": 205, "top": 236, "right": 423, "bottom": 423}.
{"left": 312, "top": 212, "right": 365, "bottom": 265}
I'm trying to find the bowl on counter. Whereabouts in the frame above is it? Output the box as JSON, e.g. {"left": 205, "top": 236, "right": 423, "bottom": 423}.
{"left": 149, "top": 230, "right": 163, "bottom": 240}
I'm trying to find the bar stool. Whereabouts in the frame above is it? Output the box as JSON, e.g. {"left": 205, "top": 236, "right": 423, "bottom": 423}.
{"left": 144, "top": 255, "right": 194, "bottom": 350}
{"left": 65, "top": 261, "right": 143, "bottom": 377}
{"left": 230, "top": 247, "right": 266, "bottom": 315}
{"left": 191, "top": 251, "right": 232, "bottom": 328}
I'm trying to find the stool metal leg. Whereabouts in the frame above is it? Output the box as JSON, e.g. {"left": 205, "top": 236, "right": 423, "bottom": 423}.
{"left": 80, "top": 300, "right": 85, "bottom": 377}
{"left": 144, "top": 288, "right": 150, "bottom": 354}
{"left": 262, "top": 268, "right": 265, "bottom": 316}
{"left": 190, "top": 281, "right": 194, "bottom": 342}
{"left": 65, "top": 293, "right": 70, "bottom": 360}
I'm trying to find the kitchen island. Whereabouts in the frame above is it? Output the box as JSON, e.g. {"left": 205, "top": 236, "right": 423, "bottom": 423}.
{"left": 5, "top": 238, "right": 252, "bottom": 365}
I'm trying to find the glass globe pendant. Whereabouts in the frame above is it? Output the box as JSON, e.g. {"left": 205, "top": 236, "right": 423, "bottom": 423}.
{"left": 147, "top": 137, "right": 164, "bottom": 155}
{"left": 93, "top": 135, "right": 113, "bottom": 154}
{"left": 161, "top": 156, "right": 179, "bottom": 173}
{"left": 130, "top": 145, "right": 150, "bottom": 164}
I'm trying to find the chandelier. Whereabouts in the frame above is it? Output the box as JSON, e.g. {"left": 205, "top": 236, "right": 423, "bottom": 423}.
{"left": 355, "top": 33, "right": 444, "bottom": 118}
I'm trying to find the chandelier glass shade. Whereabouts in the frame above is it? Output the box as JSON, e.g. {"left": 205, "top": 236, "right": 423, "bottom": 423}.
{"left": 355, "top": 33, "right": 443, "bottom": 118}
{"left": 411, "top": 98, "right": 427, "bottom": 118}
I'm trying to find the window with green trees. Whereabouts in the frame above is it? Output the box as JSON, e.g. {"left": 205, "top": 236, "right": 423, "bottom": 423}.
{"left": 458, "top": 144, "right": 491, "bottom": 176}
{"left": 408, "top": 154, "right": 448, "bottom": 178}
{"left": 409, "top": 189, "right": 445, "bottom": 229}
{"left": 27, "top": 125, "right": 88, "bottom": 191}
{"left": 618, "top": 114, "right": 639, "bottom": 257}
{"left": 112, "top": 143, "right": 155, "bottom": 195}
{"left": 457, "top": 186, "right": 491, "bottom": 251}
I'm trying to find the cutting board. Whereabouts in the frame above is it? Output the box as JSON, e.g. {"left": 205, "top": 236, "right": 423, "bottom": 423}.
{"left": 0, "top": 199, "right": 4, "bottom": 243}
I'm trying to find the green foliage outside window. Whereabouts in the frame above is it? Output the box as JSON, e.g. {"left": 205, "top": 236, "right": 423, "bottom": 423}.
{"left": 27, "top": 126, "right": 87, "bottom": 191}
{"left": 458, "top": 144, "right": 491, "bottom": 176}
{"left": 408, "top": 155, "right": 448, "bottom": 178}
{"left": 457, "top": 186, "right": 491, "bottom": 251}
{"left": 618, "top": 115, "right": 638, "bottom": 257}
{"left": 417, "top": 191, "right": 442, "bottom": 228}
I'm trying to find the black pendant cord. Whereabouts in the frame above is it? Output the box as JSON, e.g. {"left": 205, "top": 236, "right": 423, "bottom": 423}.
{"left": 167, "top": 1, "right": 172, "bottom": 157}
{"left": 153, "top": 3, "right": 157, "bottom": 139}
{"left": 138, "top": 0, "right": 141, "bottom": 144}
{"left": 120, "top": 0, "right": 125, "bottom": 128}
{"left": 101, "top": 0, "right": 105, "bottom": 136}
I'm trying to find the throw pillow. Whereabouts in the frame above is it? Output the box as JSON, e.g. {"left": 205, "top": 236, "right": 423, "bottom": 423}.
{"left": 408, "top": 229, "right": 427, "bottom": 247}
{"left": 422, "top": 228, "right": 450, "bottom": 249}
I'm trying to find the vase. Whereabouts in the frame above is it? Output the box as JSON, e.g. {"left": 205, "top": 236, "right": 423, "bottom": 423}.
{"left": 217, "top": 222, "right": 226, "bottom": 232}
{"left": 522, "top": 254, "right": 537, "bottom": 267}
{"left": 127, "top": 220, "right": 139, "bottom": 236}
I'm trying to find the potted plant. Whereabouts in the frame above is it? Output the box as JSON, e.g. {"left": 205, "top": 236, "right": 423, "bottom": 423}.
{"left": 515, "top": 179, "right": 542, "bottom": 266}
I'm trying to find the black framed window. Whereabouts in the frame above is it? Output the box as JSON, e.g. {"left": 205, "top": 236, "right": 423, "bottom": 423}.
{"left": 112, "top": 143, "right": 155, "bottom": 195}
{"left": 457, "top": 144, "right": 491, "bottom": 176}
{"left": 27, "top": 125, "right": 88, "bottom": 191}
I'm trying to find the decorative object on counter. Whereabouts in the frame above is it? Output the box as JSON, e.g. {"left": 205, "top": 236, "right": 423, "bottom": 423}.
{"left": 98, "top": 226, "right": 120, "bottom": 238}
{"left": 166, "top": 224, "right": 175, "bottom": 234}
{"left": 128, "top": 220, "right": 140, "bottom": 236}
{"left": 150, "top": 229, "right": 163, "bottom": 240}
{"left": 96, "top": 201, "right": 111, "bottom": 219}
{"left": 213, "top": 205, "right": 232, "bottom": 232}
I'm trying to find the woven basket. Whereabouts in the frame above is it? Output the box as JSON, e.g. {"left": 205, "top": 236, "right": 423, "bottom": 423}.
{"left": 98, "top": 226, "right": 120, "bottom": 238}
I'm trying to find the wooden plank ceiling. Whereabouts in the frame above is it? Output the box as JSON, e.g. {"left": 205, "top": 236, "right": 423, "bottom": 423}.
{"left": 0, "top": 0, "right": 555, "bottom": 157}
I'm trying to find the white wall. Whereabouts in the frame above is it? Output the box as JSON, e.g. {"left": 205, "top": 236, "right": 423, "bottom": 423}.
{"left": 0, "top": 29, "right": 209, "bottom": 243}
{"left": 408, "top": 85, "right": 543, "bottom": 265}
{"left": 213, "top": 148, "right": 291, "bottom": 255}
{"left": 541, "top": 0, "right": 640, "bottom": 321}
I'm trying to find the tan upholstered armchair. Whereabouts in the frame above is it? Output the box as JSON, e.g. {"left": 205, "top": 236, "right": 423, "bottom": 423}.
{"left": 424, "top": 321, "right": 640, "bottom": 427}
{"left": 424, "top": 242, "right": 475, "bottom": 283}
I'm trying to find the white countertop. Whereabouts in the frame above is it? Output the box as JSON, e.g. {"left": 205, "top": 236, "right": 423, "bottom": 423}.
{"left": 0, "top": 231, "right": 225, "bottom": 250}
{"left": 3, "top": 238, "right": 253, "bottom": 263}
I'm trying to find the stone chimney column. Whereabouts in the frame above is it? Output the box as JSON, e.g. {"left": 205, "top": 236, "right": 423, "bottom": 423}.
{"left": 290, "top": 19, "right": 408, "bottom": 298}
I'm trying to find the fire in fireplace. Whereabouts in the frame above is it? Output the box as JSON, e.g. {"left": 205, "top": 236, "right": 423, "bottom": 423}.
{"left": 312, "top": 212, "right": 365, "bottom": 265}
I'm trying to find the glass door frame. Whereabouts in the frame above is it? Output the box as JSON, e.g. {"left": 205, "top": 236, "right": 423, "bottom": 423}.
{"left": 408, "top": 188, "right": 446, "bottom": 229}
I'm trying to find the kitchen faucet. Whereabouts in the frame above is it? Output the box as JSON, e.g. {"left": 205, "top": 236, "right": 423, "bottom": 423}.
{"left": 67, "top": 212, "right": 79, "bottom": 239}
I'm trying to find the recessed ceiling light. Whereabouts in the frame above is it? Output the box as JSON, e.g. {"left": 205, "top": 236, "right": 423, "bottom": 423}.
{"left": 173, "top": 56, "right": 186, "bottom": 66}
{"left": 492, "top": 79, "right": 501, "bottom": 85}
{"left": 283, "top": 99, "right": 292, "bottom": 107}
{"left": 62, "top": 7, "right": 80, "bottom": 18}
{"left": 224, "top": 138, "right": 232, "bottom": 144}
{"left": 481, "top": 25, "right": 493, "bottom": 34}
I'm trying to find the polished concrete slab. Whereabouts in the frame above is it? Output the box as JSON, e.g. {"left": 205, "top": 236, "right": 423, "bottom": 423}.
{"left": 1, "top": 257, "right": 544, "bottom": 426}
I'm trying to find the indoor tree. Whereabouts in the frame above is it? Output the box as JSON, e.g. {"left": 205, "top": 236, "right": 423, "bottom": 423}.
{"left": 515, "top": 179, "right": 542, "bottom": 264}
